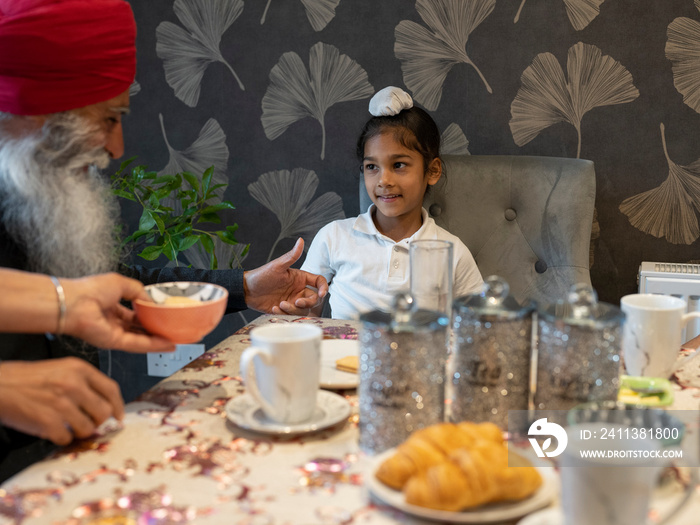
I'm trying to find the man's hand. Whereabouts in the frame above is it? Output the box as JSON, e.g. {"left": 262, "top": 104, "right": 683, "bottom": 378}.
{"left": 63, "top": 273, "right": 175, "bottom": 353}
{"left": 0, "top": 358, "right": 124, "bottom": 445}
{"left": 244, "top": 238, "right": 328, "bottom": 314}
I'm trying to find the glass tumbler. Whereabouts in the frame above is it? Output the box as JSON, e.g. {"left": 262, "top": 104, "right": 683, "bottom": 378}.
{"left": 409, "top": 239, "right": 453, "bottom": 318}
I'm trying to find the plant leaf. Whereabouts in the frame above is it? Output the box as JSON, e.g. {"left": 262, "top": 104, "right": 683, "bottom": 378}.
{"left": 509, "top": 41, "right": 639, "bottom": 158}
{"left": 199, "top": 213, "right": 222, "bottom": 224}
{"left": 139, "top": 245, "right": 164, "bottom": 261}
{"left": 115, "top": 157, "right": 137, "bottom": 176}
{"left": 123, "top": 229, "right": 151, "bottom": 245}
{"left": 202, "top": 165, "right": 214, "bottom": 195}
{"left": 172, "top": 222, "right": 193, "bottom": 236}
{"left": 395, "top": 0, "right": 495, "bottom": 111}
{"left": 216, "top": 230, "right": 238, "bottom": 244}
{"left": 113, "top": 189, "right": 136, "bottom": 201}
{"left": 156, "top": 0, "right": 244, "bottom": 107}
{"left": 181, "top": 171, "right": 199, "bottom": 192}
{"left": 154, "top": 175, "right": 177, "bottom": 185}
{"left": 199, "top": 233, "right": 214, "bottom": 254}
{"left": 261, "top": 42, "right": 374, "bottom": 159}
{"left": 154, "top": 215, "right": 166, "bottom": 235}
{"left": 148, "top": 193, "right": 160, "bottom": 209}
{"left": 163, "top": 236, "right": 178, "bottom": 261}
{"left": 201, "top": 202, "right": 235, "bottom": 214}
{"left": 138, "top": 209, "right": 156, "bottom": 232}
{"left": 178, "top": 235, "right": 200, "bottom": 252}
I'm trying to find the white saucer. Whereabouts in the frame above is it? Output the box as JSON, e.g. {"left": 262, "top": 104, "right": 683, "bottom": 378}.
{"left": 225, "top": 390, "right": 351, "bottom": 435}
{"left": 320, "top": 339, "right": 359, "bottom": 389}
{"left": 518, "top": 508, "right": 562, "bottom": 525}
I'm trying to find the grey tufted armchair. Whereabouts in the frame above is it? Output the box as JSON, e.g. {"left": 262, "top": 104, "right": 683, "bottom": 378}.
{"left": 359, "top": 154, "right": 596, "bottom": 307}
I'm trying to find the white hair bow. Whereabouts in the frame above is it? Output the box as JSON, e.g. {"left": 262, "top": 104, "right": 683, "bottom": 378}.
{"left": 368, "top": 86, "right": 413, "bottom": 117}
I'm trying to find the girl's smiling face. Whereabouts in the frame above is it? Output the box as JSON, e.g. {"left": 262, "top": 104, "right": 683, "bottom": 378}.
{"left": 362, "top": 131, "right": 441, "bottom": 239}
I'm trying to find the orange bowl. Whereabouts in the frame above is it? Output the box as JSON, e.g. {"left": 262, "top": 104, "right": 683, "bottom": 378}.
{"left": 133, "top": 282, "right": 228, "bottom": 344}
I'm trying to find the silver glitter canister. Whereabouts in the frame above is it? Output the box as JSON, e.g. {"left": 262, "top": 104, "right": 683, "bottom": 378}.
{"left": 358, "top": 293, "right": 449, "bottom": 454}
{"left": 450, "top": 276, "right": 535, "bottom": 429}
{"left": 534, "top": 284, "right": 624, "bottom": 411}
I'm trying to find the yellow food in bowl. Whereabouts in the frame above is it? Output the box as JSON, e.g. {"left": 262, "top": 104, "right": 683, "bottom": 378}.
{"left": 133, "top": 282, "right": 228, "bottom": 344}
{"left": 163, "top": 295, "right": 199, "bottom": 305}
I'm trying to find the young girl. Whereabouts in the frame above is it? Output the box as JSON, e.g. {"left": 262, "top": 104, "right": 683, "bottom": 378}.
{"left": 292, "top": 87, "right": 483, "bottom": 319}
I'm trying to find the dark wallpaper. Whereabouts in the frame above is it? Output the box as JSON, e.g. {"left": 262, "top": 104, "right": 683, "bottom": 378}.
{"left": 121, "top": 0, "right": 700, "bottom": 311}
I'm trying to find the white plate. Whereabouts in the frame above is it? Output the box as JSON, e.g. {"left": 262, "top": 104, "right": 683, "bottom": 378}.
{"left": 518, "top": 507, "right": 561, "bottom": 525}
{"left": 365, "top": 448, "right": 558, "bottom": 523}
{"left": 320, "top": 339, "right": 359, "bottom": 389}
{"left": 225, "top": 390, "right": 351, "bottom": 435}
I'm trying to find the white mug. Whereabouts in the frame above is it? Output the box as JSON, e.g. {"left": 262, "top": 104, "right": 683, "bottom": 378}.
{"left": 560, "top": 422, "right": 695, "bottom": 525}
{"left": 240, "top": 323, "right": 322, "bottom": 424}
{"left": 621, "top": 294, "right": 700, "bottom": 378}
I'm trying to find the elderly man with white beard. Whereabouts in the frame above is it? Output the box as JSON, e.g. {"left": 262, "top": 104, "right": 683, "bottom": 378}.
{"left": 0, "top": 0, "right": 327, "bottom": 481}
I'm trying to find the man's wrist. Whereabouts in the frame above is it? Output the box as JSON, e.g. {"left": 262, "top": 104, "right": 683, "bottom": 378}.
{"left": 242, "top": 270, "right": 250, "bottom": 305}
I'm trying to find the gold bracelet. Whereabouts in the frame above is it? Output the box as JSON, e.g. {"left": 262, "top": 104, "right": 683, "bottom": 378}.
{"left": 49, "top": 275, "right": 66, "bottom": 335}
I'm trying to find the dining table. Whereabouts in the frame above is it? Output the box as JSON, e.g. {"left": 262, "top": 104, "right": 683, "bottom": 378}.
{"left": 1, "top": 314, "right": 700, "bottom": 525}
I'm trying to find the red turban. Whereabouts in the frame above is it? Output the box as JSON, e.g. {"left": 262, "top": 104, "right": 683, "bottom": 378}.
{"left": 0, "top": 0, "right": 136, "bottom": 115}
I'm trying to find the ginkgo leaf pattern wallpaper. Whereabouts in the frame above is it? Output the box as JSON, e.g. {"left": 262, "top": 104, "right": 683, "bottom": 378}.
{"left": 122, "top": 0, "right": 700, "bottom": 318}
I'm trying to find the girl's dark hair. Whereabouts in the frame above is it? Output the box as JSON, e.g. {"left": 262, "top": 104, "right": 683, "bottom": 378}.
{"left": 356, "top": 106, "right": 440, "bottom": 174}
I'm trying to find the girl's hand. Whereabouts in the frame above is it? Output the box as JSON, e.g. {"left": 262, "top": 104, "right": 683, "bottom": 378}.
{"left": 243, "top": 238, "right": 328, "bottom": 314}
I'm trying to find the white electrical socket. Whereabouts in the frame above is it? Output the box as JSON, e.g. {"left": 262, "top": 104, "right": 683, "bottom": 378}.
{"left": 147, "top": 344, "right": 206, "bottom": 377}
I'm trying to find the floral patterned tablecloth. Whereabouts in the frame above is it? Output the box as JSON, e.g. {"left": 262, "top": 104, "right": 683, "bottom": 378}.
{"left": 1, "top": 315, "right": 699, "bottom": 525}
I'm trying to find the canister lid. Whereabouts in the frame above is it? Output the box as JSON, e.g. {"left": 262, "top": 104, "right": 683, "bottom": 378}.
{"left": 538, "top": 283, "right": 624, "bottom": 328}
{"left": 453, "top": 276, "right": 535, "bottom": 320}
{"left": 359, "top": 292, "right": 448, "bottom": 333}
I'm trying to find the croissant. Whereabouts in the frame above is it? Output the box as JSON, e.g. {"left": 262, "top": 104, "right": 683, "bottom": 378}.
{"left": 403, "top": 439, "right": 543, "bottom": 511}
{"left": 374, "top": 421, "right": 503, "bottom": 490}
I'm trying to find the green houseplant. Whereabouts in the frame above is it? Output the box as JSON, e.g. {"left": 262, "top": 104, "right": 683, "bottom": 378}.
{"left": 111, "top": 159, "right": 248, "bottom": 270}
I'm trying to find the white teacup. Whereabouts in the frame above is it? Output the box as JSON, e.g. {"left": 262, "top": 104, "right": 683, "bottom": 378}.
{"left": 560, "top": 422, "right": 695, "bottom": 525}
{"left": 240, "top": 323, "right": 322, "bottom": 424}
{"left": 621, "top": 294, "right": 700, "bottom": 378}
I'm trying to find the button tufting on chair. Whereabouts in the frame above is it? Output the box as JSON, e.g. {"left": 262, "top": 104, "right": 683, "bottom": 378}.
{"left": 359, "top": 155, "right": 595, "bottom": 305}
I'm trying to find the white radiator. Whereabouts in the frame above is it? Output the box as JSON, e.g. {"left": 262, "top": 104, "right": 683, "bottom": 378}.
{"left": 638, "top": 262, "right": 700, "bottom": 341}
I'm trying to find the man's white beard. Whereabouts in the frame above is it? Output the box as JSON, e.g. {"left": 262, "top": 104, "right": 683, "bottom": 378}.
{"left": 0, "top": 112, "right": 122, "bottom": 278}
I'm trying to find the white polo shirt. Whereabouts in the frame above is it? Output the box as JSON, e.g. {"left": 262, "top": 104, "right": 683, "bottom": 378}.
{"left": 301, "top": 206, "right": 483, "bottom": 319}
